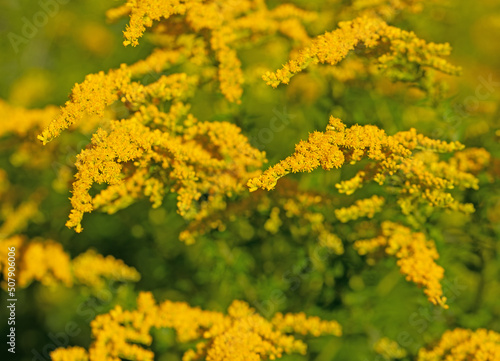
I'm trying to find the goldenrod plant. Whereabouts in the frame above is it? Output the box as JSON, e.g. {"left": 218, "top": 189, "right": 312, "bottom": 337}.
{"left": 0, "top": 0, "right": 499, "bottom": 360}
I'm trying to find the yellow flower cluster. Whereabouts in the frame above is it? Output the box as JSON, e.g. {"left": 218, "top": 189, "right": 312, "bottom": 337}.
{"left": 248, "top": 117, "right": 481, "bottom": 216}
{"left": 0, "top": 99, "right": 59, "bottom": 138}
{"left": 72, "top": 249, "right": 140, "bottom": 289}
{"left": 17, "top": 239, "right": 73, "bottom": 288}
{"left": 51, "top": 347, "right": 89, "bottom": 361}
{"left": 104, "top": 0, "right": 315, "bottom": 103}
{"left": 51, "top": 291, "right": 341, "bottom": 361}
{"left": 354, "top": 221, "right": 447, "bottom": 308}
{"left": 37, "top": 56, "right": 197, "bottom": 144}
{"left": 449, "top": 147, "right": 491, "bottom": 174}
{"left": 37, "top": 14, "right": 279, "bottom": 235}
{"left": 65, "top": 106, "right": 265, "bottom": 233}
{"left": 0, "top": 236, "right": 139, "bottom": 290}
{"left": 374, "top": 337, "right": 408, "bottom": 359}
{"left": 262, "top": 16, "right": 460, "bottom": 93}
{"left": 334, "top": 195, "right": 385, "bottom": 223}
{"left": 417, "top": 328, "right": 500, "bottom": 361}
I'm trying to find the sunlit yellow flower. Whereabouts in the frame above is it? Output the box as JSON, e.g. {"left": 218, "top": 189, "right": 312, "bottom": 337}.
{"left": 248, "top": 116, "right": 480, "bottom": 216}
{"left": 51, "top": 292, "right": 341, "bottom": 361}
{"left": 417, "top": 328, "right": 500, "bottom": 361}
{"left": 354, "top": 221, "right": 447, "bottom": 308}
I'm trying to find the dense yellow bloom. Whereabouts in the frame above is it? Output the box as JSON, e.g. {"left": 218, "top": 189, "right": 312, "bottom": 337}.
{"left": 51, "top": 347, "right": 89, "bottom": 361}
{"left": 0, "top": 236, "right": 139, "bottom": 290}
{"left": 417, "top": 328, "right": 500, "bottom": 361}
{"left": 262, "top": 16, "right": 460, "bottom": 93}
{"left": 354, "top": 221, "right": 447, "bottom": 308}
{"left": 37, "top": 43, "right": 198, "bottom": 145}
{"left": 104, "top": 0, "right": 315, "bottom": 103}
{"left": 449, "top": 147, "right": 491, "bottom": 174}
{"left": 65, "top": 107, "right": 265, "bottom": 233}
{"left": 37, "top": 0, "right": 471, "bottom": 238}
{"left": 51, "top": 292, "right": 341, "bottom": 361}
{"left": 248, "top": 117, "right": 480, "bottom": 216}
{"left": 334, "top": 195, "right": 385, "bottom": 223}
{"left": 18, "top": 239, "right": 73, "bottom": 287}
{"left": 0, "top": 99, "right": 59, "bottom": 138}
{"left": 72, "top": 250, "right": 140, "bottom": 289}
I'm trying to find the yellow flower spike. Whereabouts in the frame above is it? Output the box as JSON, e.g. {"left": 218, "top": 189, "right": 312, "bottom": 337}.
{"left": 355, "top": 222, "right": 448, "bottom": 308}
{"left": 249, "top": 116, "right": 482, "bottom": 216}
{"left": 263, "top": 16, "right": 460, "bottom": 93}
{"left": 37, "top": 47, "right": 196, "bottom": 145}
{"left": 0, "top": 100, "right": 59, "bottom": 138}
{"left": 122, "top": 0, "right": 187, "bottom": 47}
{"left": 417, "top": 328, "right": 500, "bottom": 361}
{"left": 18, "top": 240, "right": 73, "bottom": 288}
{"left": 72, "top": 249, "right": 140, "bottom": 289}
{"left": 0, "top": 236, "right": 139, "bottom": 291}
{"left": 334, "top": 195, "right": 385, "bottom": 223}
{"left": 103, "top": 0, "right": 317, "bottom": 103}
{"left": 51, "top": 347, "right": 89, "bottom": 361}
{"left": 53, "top": 292, "right": 341, "bottom": 361}
{"left": 64, "top": 101, "right": 265, "bottom": 234}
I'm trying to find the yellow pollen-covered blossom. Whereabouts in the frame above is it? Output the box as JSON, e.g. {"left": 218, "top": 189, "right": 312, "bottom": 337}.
{"left": 72, "top": 249, "right": 140, "bottom": 289}
{"left": 0, "top": 236, "right": 140, "bottom": 290}
{"left": 37, "top": 58, "right": 195, "bottom": 144}
{"left": 354, "top": 221, "right": 447, "bottom": 308}
{"left": 0, "top": 100, "right": 59, "bottom": 138}
{"left": 17, "top": 239, "right": 73, "bottom": 288}
{"left": 65, "top": 108, "right": 265, "bottom": 234}
{"left": 248, "top": 116, "right": 479, "bottom": 216}
{"left": 449, "top": 147, "right": 491, "bottom": 174}
{"left": 104, "top": 0, "right": 315, "bottom": 103}
{"left": 51, "top": 347, "right": 89, "bottom": 361}
{"left": 334, "top": 195, "right": 385, "bottom": 223}
{"left": 51, "top": 292, "right": 342, "bottom": 361}
{"left": 417, "top": 328, "right": 500, "bottom": 361}
{"left": 262, "top": 15, "right": 461, "bottom": 94}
